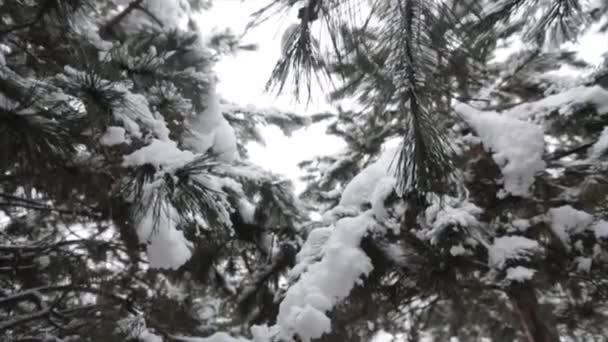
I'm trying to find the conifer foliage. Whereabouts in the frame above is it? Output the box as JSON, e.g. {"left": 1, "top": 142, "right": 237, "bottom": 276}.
{"left": 0, "top": 0, "right": 304, "bottom": 340}
{"left": 2, "top": 0, "right": 608, "bottom": 342}
{"left": 262, "top": 0, "right": 608, "bottom": 342}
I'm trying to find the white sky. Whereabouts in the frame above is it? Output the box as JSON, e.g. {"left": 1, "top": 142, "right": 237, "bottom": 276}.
{"left": 197, "top": 0, "right": 345, "bottom": 193}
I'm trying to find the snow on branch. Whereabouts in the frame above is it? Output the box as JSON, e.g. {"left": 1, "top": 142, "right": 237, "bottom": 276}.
{"left": 274, "top": 213, "right": 375, "bottom": 342}
{"left": 488, "top": 235, "right": 542, "bottom": 269}
{"left": 455, "top": 102, "right": 546, "bottom": 198}
{"left": 502, "top": 85, "right": 608, "bottom": 122}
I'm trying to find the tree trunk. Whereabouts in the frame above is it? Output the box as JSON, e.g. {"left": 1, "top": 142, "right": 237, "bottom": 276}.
{"left": 508, "top": 286, "right": 559, "bottom": 342}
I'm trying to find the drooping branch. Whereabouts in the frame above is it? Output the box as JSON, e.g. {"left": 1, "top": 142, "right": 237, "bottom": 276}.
{"left": 393, "top": 0, "right": 455, "bottom": 199}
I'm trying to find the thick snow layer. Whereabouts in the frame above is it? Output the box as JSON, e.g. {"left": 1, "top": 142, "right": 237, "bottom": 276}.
{"left": 511, "top": 219, "right": 531, "bottom": 231}
{"left": 275, "top": 214, "right": 375, "bottom": 342}
{"left": 506, "top": 266, "right": 536, "bottom": 282}
{"left": 339, "top": 148, "right": 398, "bottom": 210}
{"left": 113, "top": 90, "right": 170, "bottom": 141}
{"left": 504, "top": 86, "right": 608, "bottom": 121}
{"left": 175, "top": 326, "right": 281, "bottom": 342}
{"left": 267, "top": 148, "right": 400, "bottom": 341}
{"left": 136, "top": 201, "right": 192, "bottom": 270}
{"left": 212, "top": 120, "right": 238, "bottom": 162}
{"left": 322, "top": 148, "right": 399, "bottom": 226}
{"left": 250, "top": 324, "right": 281, "bottom": 342}
{"left": 370, "top": 177, "right": 397, "bottom": 221}
{"left": 450, "top": 244, "right": 467, "bottom": 256}
{"left": 589, "top": 126, "right": 608, "bottom": 159}
{"left": 122, "top": 139, "right": 195, "bottom": 170}
{"left": 237, "top": 198, "right": 256, "bottom": 224}
{"left": 593, "top": 220, "right": 608, "bottom": 239}
{"left": 100, "top": 126, "right": 127, "bottom": 146}
{"left": 548, "top": 205, "right": 594, "bottom": 250}
{"left": 140, "top": 331, "right": 163, "bottom": 342}
{"left": 488, "top": 236, "right": 541, "bottom": 269}
{"left": 183, "top": 84, "right": 222, "bottom": 152}
{"left": 183, "top": 85, "right": 238, "bottom": 162}
{"left": 290, "top": 227, "right": 332, "bottom": 278}
{"left": 423, "top": 197, "right": 482, "bottom": 243}
{"left": 268, "top": 148, "right": 402, "bottom": 341}
{"left": 146, "top": 223, "right": 192, "bottom": 270}
{"left": 575, "top": 257, "right": 593, "bottom": 272}
{"left": 455, "top": 103, "right": 546, "bottom": 197}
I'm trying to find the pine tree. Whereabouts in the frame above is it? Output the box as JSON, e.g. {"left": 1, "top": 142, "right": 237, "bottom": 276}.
{"left": 247, "top": 1, "right": 608, "bottom": 342}
{"left": 3, "top": 0, "right": 608, "bottom": 342}
{"left": 0, "top": 1, "right": 305, "bottom": 340}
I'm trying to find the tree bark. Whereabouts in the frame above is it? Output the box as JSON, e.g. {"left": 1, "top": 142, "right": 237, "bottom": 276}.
{"left": 508, "top": 286, "right": 559, "bottom": 342}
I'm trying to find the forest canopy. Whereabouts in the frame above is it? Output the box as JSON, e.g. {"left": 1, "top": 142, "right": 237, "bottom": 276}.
{"left": 1, "top": 0, "right": 608, "bottom": 342}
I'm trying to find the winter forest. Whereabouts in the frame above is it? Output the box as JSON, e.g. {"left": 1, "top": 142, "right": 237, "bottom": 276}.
{"left": 1, "top": 0, "right": 608, "bottom": 341}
